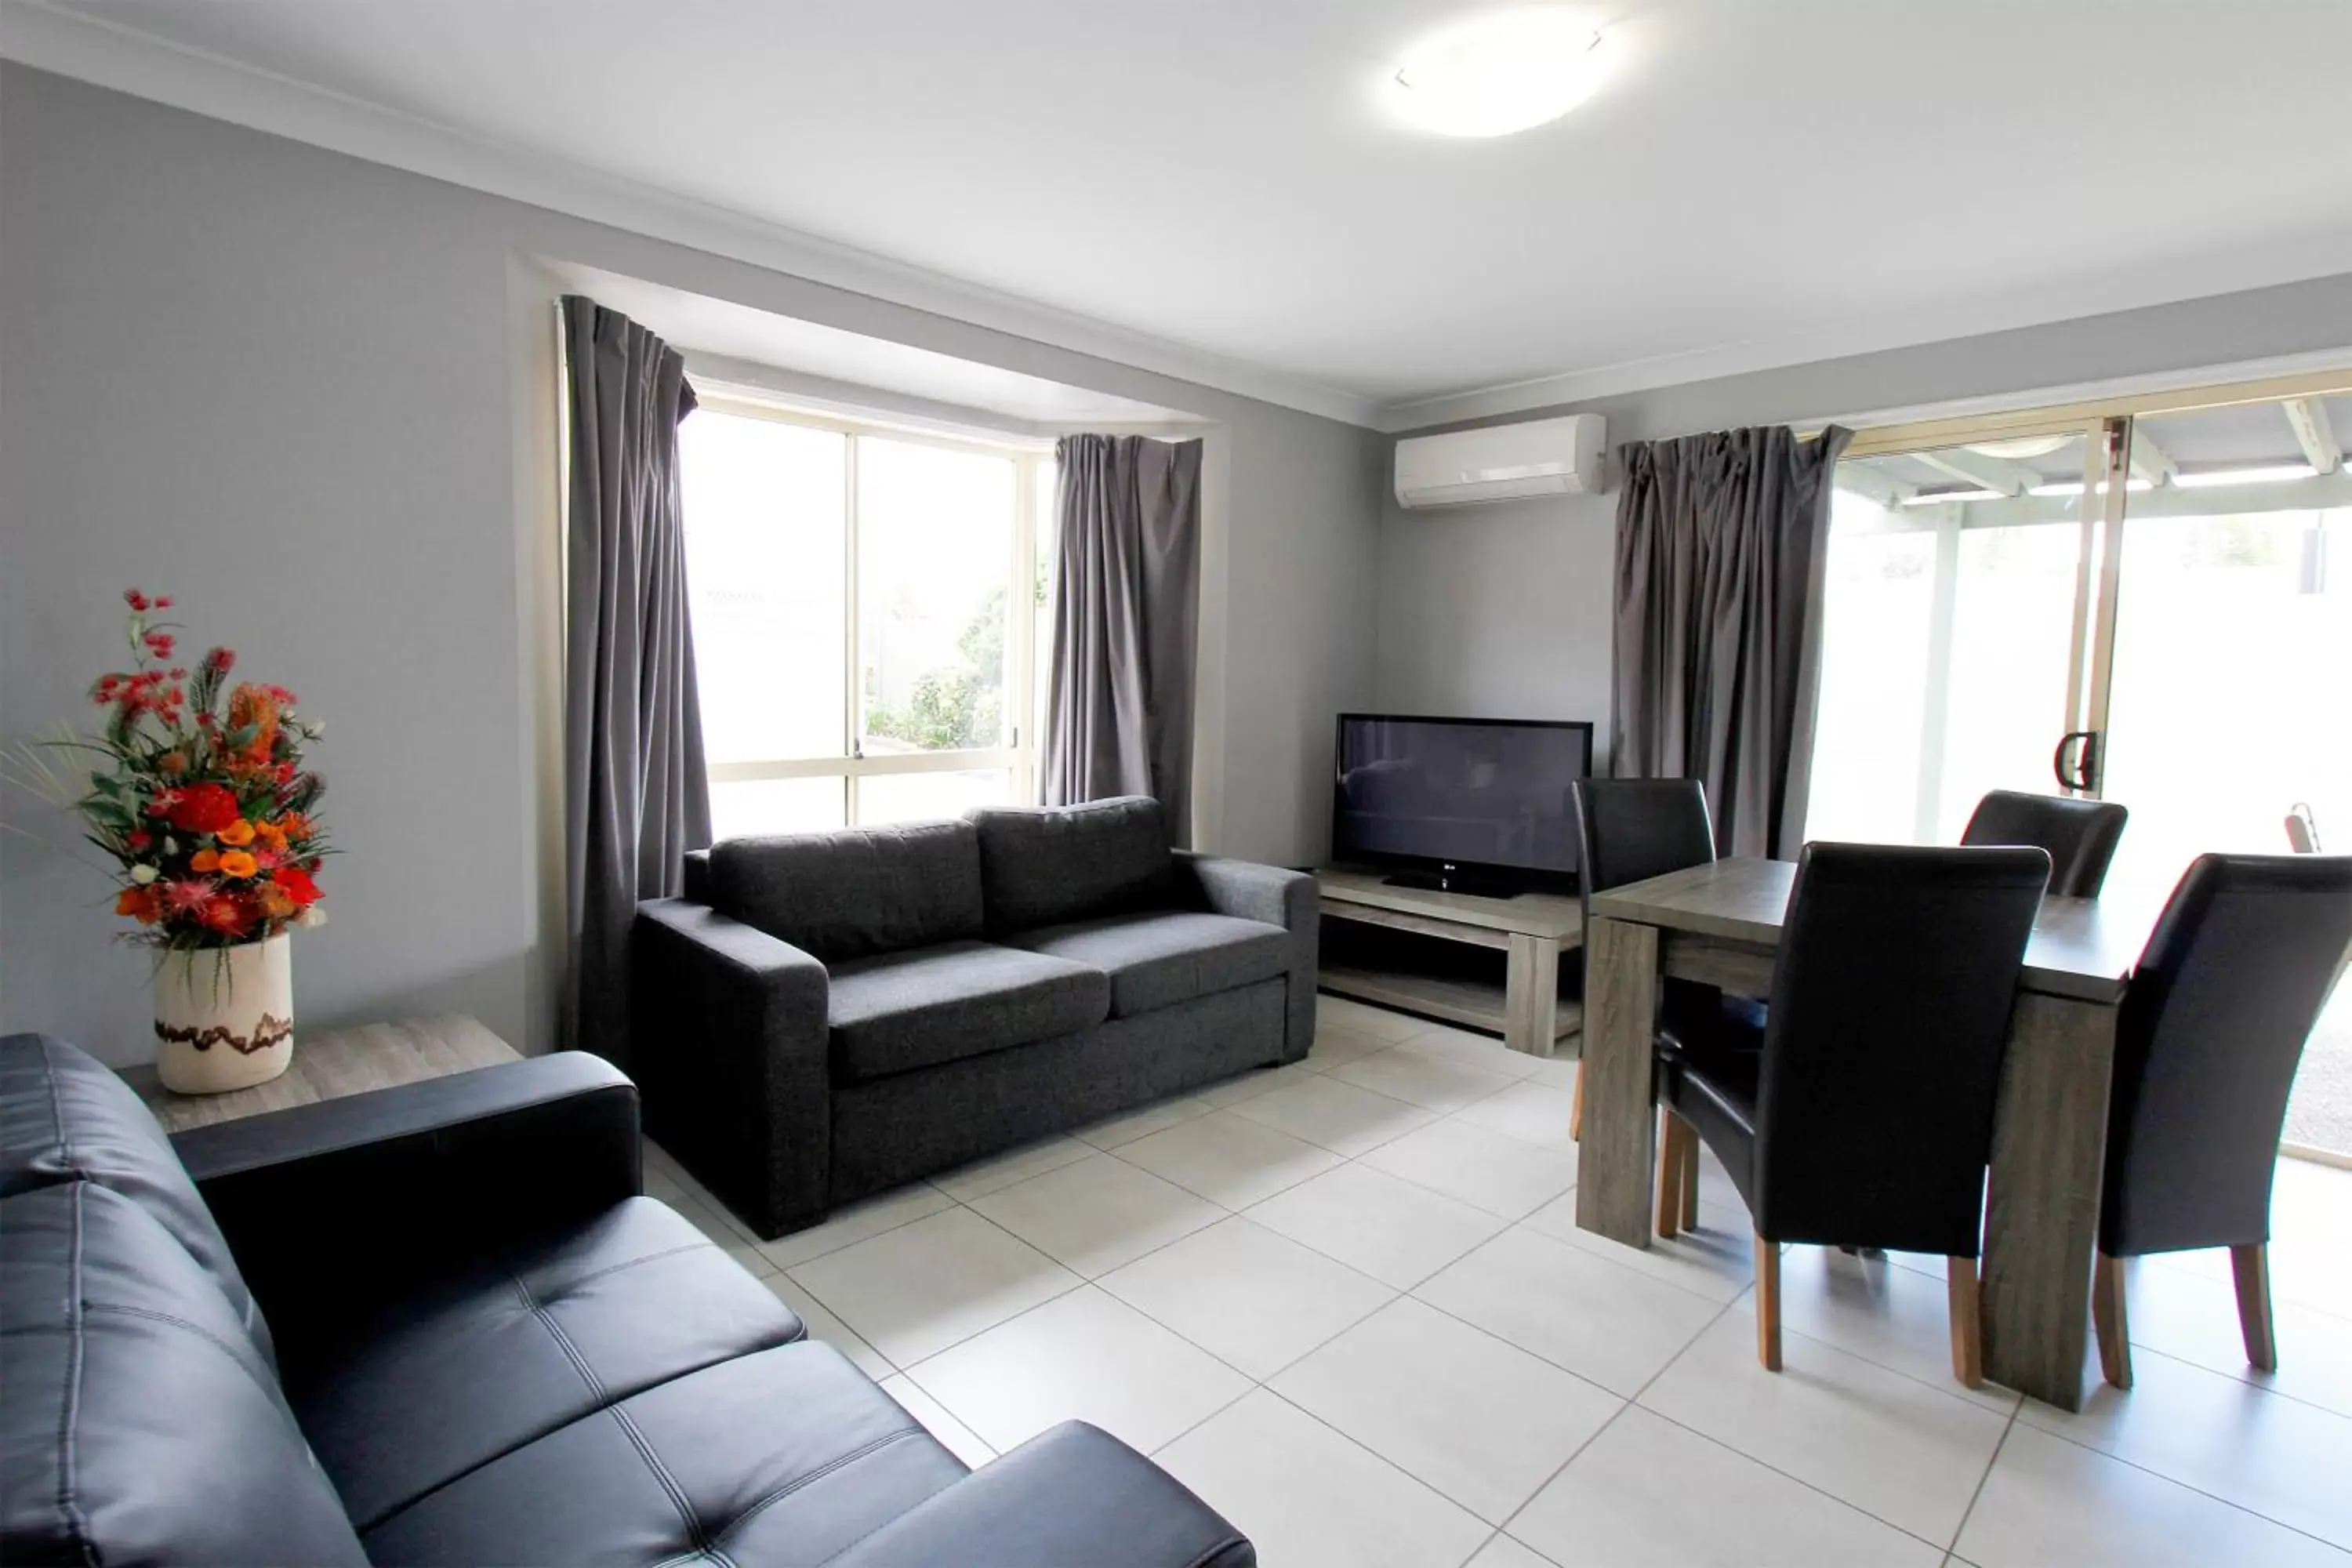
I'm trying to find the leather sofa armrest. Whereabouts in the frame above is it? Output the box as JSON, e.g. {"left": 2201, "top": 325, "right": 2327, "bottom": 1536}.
{"left": 632, "top": 898, "right": 833, "bottom": 1239}
{"left": 1175, "top": 851, "right": 1318, "bottom": 1064}
{"left": 822, "top": 1421, "right": 1252, "bottom": 1568}
{"left": 173, "top": 1054, "right": 640, "bottom": 1359}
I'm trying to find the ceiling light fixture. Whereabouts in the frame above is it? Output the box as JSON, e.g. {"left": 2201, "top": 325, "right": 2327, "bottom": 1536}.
{"left": 1391, "top": 13, "right": 1610, "bottom": 138}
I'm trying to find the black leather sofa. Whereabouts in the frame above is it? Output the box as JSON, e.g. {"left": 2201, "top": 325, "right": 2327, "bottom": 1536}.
{"left": 633, "top": 796, "right": 1316, "bottom": 1238}
{"left": 0, "top": 1032, "right": 1252, "bottom": 1566}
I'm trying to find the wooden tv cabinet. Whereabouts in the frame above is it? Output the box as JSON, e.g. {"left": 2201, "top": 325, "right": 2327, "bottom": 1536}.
{"left": 1315, "top": 867, "right": 1583, "bottom": 1058}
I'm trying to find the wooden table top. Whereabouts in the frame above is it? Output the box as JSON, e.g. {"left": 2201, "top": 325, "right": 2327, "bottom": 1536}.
{"left": 1317, "top": 866, "right": 1586, "bottom": 940}
{"left": 122, "top": 1014, "right": 520, "bottom": 1134}
{"left": 1589, "top": 856, "right": 2154, "bottom": 1004}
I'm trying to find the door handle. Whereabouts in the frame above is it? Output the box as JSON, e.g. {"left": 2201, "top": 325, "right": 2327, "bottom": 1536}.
{"left": 2053, "top": 731, "right": 2100, "bottom": 793}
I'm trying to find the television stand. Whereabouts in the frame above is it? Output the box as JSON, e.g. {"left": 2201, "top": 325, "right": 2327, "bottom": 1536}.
{"left": 1381, "top": 868, "right": 1529, "bottom": 899}
{"left": 1316, "top": 867, "right": 1583, "bottom": 1058}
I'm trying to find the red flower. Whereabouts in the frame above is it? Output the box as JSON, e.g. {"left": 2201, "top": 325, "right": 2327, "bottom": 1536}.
{"left": 160, "top": 877, "right": 215, "bottom": 915}
{"left": 270, "top": 866, "right": 323, "bottom": 907}
{"left": 163, "top": 782, "right": 240, "bottom": 835}
{"left": 144, "top": 787, "right": 185, "bottom": 818}
{"left": 125, "top": 829, "right": 152, "bottom": 851}
{"left": 202, "top": 647, "right": 236, "bottom": 675}
{"left": 196, "top": 893, "right": 254, "bottom": 937}
{"left": 143, "top": 632, "right": 176, "bottom": 659}
{"left": 124, "top": 589, "right": 148, "bottom": 612}
{"left": 154, "top": 597, "right": 173, "bottom": 609}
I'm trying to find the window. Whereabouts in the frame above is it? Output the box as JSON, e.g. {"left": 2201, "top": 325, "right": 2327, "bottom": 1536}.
{"left": 680, "top": 397, "right": 1054, "bottom": 837}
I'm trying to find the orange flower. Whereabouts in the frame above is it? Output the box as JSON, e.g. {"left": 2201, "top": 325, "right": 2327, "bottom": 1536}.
{"left": 216, "top": 850, "right": 260, "bottom": 880}
{"left": 276, "top": 810, "right": 314, "bottom": 844}
{"left": 226, "top": 683, "right": 281, "bottom": 768}
{"left": 252, "top": 818, "right": 290, "bottom": 852}
{"left": 216, "top": 818, "right": 256, "bottom": 847}
{"left": 256, "top": 883, "right": 299, "bottom": 920}
{"left": 158, "top": 750, "right": 189, "bottom": 776}
{"left": 114, "top": 885, "right": 163, "bottom": 924}
{"left": 190, "top": 848, "right": 221, "bottom": 873}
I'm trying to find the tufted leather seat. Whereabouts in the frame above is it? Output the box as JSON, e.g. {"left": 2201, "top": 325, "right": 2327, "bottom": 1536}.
{"left": 292, "top": 1196, "right": 809, "bottom": 1531}
{"left": 0, "top": 1033, "right": 1254, "bottom": 1567}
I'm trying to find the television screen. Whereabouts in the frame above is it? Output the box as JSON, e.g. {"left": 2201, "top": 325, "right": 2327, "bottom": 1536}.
{"left": 1333, "top": 714, "right": 1593, "bottom": 877}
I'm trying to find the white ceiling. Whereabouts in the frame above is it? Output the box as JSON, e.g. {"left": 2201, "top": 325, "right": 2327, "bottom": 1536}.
{"left": 16, "top": 0, "right": 2352, "bottom": 427}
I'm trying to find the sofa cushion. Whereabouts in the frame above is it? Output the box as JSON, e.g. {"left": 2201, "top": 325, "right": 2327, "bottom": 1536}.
{"left": 829, "top": 941, "right": 1110, "bottom": 1082}
{"left": 1010, "top": 912, "right": 1290, "bottom": 1018}
{"left": 967, "top": 797, "right": 1174, "bottom": 935}
{"left": 0, "top": 1031, "right": 275, "bottom": 1367}
{"left": 710, "top": 819, "right": 984, "bottom": 962}
{"left": 0, "top": 1182, "right": 369, "bottom": 1566}
{"left": 289, "top": 1196, "right": 805, "bottom": 1531}
{"left": 360, "top": 1341, "right": 966, "bottom": 1568}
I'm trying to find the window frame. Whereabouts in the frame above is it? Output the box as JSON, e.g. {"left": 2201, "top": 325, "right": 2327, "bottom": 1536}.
{"left": 688, "top": 390, "right": 1051, "bottom": 826}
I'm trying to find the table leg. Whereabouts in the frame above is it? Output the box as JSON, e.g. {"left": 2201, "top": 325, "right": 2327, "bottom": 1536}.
{"left": 1573, "top": 916, "right": 1659, "bottom": 1248}
{"left": 1981, "top": 991, "right": 2119, "bottom": 1413}
{"left": 1504, "top": 933, "right": 1561, "bottom": 1058}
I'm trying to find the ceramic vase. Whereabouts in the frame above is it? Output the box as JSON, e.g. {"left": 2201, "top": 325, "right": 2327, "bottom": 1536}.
{"left": 153, "top": 932, "right": 294, "bottom": 1094}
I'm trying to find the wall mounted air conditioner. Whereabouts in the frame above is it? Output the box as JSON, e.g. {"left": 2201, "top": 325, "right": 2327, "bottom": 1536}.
{"left": 1394, "top": 414, "right": 1608, "bottom": 509}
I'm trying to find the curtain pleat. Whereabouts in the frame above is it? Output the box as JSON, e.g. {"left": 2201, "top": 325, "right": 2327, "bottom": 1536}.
{"left": 1042, "top": 434, "right": 1203, "bottom": 838}
{"left": 558, "top": 296, "right": 710, "bottom": 1066}
{"left": 1611, "top": 424, "right": 1852, "bottom": 858}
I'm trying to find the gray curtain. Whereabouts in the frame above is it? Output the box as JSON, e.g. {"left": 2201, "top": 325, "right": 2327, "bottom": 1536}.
{"left": 1043, "top": 434, "right": 1203, "bottom": 837}
{"left": 559, "top": 296, "right": 710, "bottom": 1066}
{"left": 1612, "top": 424, "right": 1853, "bottom": 859}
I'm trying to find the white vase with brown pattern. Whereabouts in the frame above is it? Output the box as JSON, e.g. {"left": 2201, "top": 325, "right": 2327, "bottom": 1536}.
{"left": 153, "top": 932, "right": 294, "bottom": 1094}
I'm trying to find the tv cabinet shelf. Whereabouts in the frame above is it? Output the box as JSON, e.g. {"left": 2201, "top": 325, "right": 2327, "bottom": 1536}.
{"left": 1315, "top": 867, "right": 1583, "bottom": 1057}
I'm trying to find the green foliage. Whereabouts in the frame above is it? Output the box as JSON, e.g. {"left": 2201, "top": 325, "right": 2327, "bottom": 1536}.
{"left": 865, "top": 586, "right": 1007, "bottom": 751}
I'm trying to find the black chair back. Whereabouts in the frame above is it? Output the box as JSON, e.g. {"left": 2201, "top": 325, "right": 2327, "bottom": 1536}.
{"left": 1962, "top": 790, "right": 2128, "bottom": 899}
{"left": 2100, "top": 853, "right": 2352, "bottom": 1257}
{"left": 1753, "top": 843, "right": 2051, "bottom": 1254}
{"left": 1570, "top": 779, "right": 1715, "bottom": 919}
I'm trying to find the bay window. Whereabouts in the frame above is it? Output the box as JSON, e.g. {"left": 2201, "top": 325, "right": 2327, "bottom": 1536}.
{"left": 680, "top": 394, "right": 1052, "bottom": 837}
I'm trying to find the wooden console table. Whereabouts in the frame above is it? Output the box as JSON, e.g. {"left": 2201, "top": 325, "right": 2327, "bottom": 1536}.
{"left": 1316, "top": 868, "right": 1583, "bottom": 1058}
{"left": 120, "top": 1014, "right": 520, "bottom": 1134}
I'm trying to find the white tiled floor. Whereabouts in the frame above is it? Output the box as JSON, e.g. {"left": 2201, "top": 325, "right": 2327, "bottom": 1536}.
{"left": 647, "top": 993, "right": 2352, "bottom": 1568}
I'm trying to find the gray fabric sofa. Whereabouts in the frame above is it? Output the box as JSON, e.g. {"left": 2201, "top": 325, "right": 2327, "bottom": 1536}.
{"left": 633, "top": 796, "right": 1316, "bottom": 1238}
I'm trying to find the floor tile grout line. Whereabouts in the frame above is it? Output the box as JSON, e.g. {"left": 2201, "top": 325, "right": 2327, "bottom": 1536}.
{"left": 2088, "top": 1329, "right": 2352, "bottom": 1422}
{"left": 1944, "top": 1403, "right": 2019, "bottom": 1556}
{"left": 1599, "top": 1305, "right": 1977, "bottom": 1559}
{"left": 2016, "top": 1395, "right": 2352, "bottom": 1552}
{"left": 1477, "top": 1287, "right": 1744, "bottom": 1558}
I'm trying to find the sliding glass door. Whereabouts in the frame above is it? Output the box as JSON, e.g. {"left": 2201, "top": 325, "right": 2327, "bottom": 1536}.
{"left": 1808, "top": 427, "right": 2102, "bottom": 844}
{"left": 1809, "top": 383, "right": 2352, "bottom": 1158}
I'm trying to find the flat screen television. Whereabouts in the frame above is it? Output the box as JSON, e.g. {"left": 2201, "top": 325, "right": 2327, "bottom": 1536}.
{"left": 1332, "top": 713, "right": 1594, "bottom": 896}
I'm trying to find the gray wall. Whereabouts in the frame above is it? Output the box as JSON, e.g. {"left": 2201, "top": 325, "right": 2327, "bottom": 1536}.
{"left": 1375, "top": 271, "right": 2352, "bottom": 765}
{"left": 0, "top": 64, "right": 1383, "bottom": 1064}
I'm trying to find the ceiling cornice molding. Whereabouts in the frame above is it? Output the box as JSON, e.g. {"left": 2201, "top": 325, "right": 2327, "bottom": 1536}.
{"left": 0, "top": 0, "right": 1382, "bottom": 429}
{"left": 1374, "top": 235, "right": 2352, "bottom": 434}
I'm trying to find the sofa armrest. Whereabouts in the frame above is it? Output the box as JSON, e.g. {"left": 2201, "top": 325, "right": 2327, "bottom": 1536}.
{"left": 173, "top": 1054, "right": 639, "bottom": 1359}
{"left": 822, "top": 1421, "right": 1252, "bottom": 1568}
{"left": 632, "top": 898, "right": 833, "bottom": 1239}
{"left": 1175, "top": 851, "right": 1318, "bottom": 1062}
{"left": 1174, "top": 850, "right": 1312, "bottom": 931}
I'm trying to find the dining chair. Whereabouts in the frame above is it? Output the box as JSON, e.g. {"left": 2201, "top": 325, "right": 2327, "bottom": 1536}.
{"left": 1961, "top": 789, "right": 2129, "bottom": 898}
{"left": 1568, "top": 779, "right": 1730, "bottom": 1164}
{"left": 2090, "top": 852, "right": 2352, "bottom": 1388}
{"left": 1657, "top": 842, "right": 2051, "bottom": 1382}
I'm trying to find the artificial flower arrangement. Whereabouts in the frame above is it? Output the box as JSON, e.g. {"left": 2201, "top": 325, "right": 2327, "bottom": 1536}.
{"left": 48, "top": 590, "right": 332, "bottom": 949}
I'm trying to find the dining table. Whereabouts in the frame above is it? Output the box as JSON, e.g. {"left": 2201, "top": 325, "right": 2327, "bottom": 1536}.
{"left": 1572, "top": 855, "right": 2154, "bottom": 1413}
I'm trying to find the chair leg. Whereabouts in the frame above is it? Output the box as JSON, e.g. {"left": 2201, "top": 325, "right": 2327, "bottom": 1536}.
{"left": 1946, "top": 1255, "right": 1983, "bottom": 1388}
{"left": 1679, "top": 1128, "right": 1700, "bottom": 1229}
{"left": 1755, "top": 1234, "right": 1781, "bottom": 1371}
{"left": 1656, "top": 1111, "right": 1683, "bottom": 1238}
{"left": 1570, "top": 1065, "right": 1584, "bottom": 1142}
{"left": 2091, "top": 1251, "right": 2133, "bottom": 1389}
{"left": 2232, "top": 1243, "right": 2278, "bottom": 1373}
